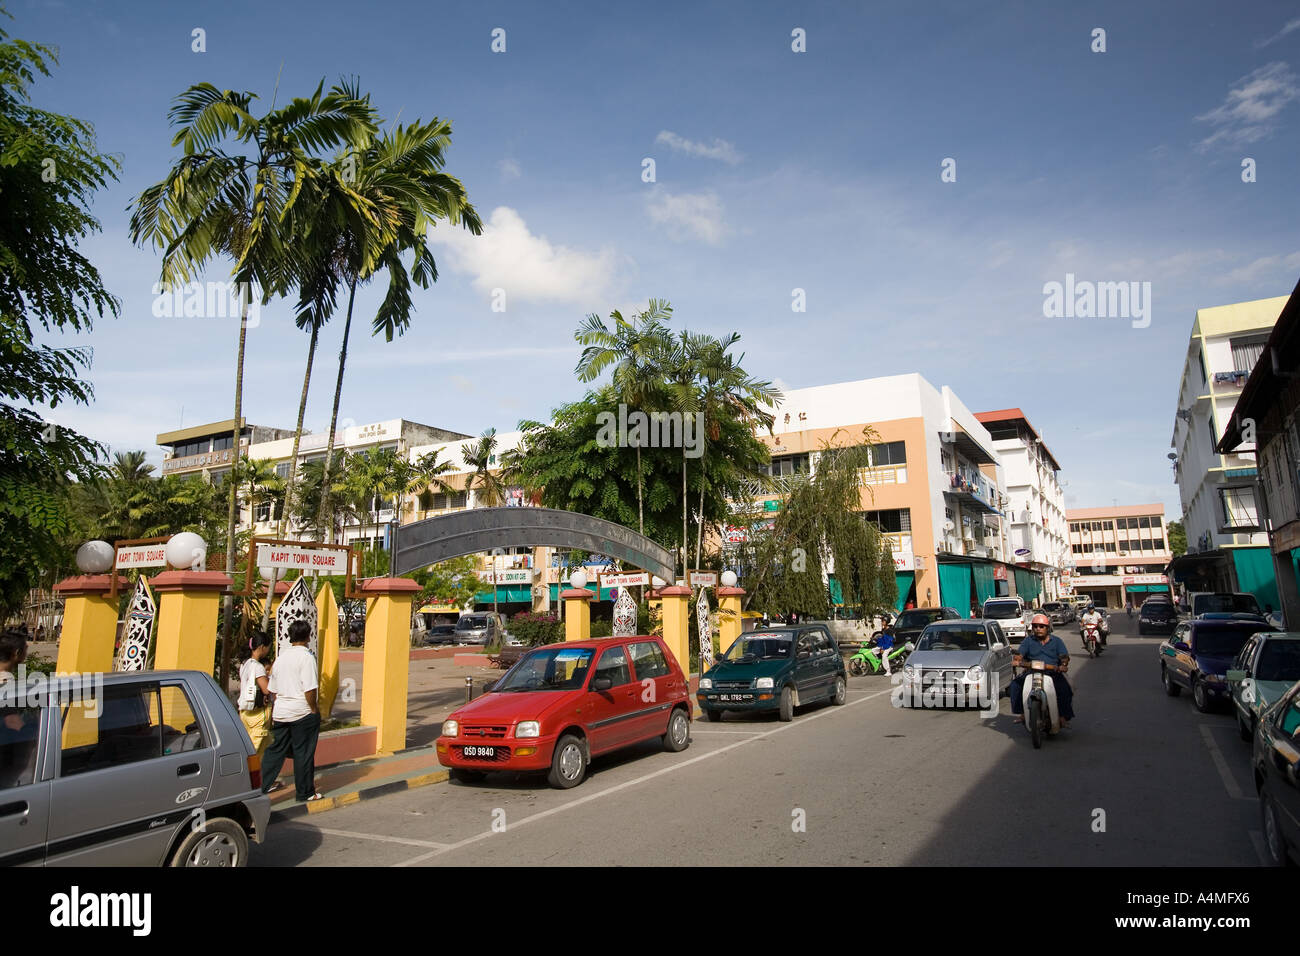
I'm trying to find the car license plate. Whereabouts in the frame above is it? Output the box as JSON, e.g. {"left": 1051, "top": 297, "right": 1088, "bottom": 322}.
{"left": 716, "top": 694, "right": 753, "bottom": 702}
{"left": 462, "top": 746, "right": 496, "bottom": 758}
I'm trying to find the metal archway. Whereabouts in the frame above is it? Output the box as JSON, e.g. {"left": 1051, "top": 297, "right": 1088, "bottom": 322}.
{"left": 391, "top": 507, "right": 675, "bottom": 581}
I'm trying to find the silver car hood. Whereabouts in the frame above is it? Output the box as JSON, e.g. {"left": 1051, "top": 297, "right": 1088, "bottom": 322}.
{"left": 908, "top": 650, "right": 988, "bottom": 668}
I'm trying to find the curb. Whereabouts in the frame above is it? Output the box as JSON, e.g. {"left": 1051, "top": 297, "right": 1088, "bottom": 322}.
{"left": 271, "top": 768, "right": 450, "bottom": 821}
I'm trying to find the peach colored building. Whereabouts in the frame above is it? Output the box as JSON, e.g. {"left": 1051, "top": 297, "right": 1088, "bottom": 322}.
{"left": 1066, "top": 504, "right": 1172, "bottom": 607}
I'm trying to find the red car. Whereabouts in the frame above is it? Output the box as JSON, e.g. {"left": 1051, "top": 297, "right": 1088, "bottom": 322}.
{"left": 437, "top": 636, "right": 692, "bottom": 788}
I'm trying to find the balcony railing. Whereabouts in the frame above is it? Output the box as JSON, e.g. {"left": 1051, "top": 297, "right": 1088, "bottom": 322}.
{"left": 857, "top": 463, "right": 908, "bottom": 486}
{"left": 944, "top": 469, "right": 998, "bottom": 512}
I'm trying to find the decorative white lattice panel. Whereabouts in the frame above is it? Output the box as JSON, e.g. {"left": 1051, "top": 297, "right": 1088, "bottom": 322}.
{"left": 276, "top": 577, "right": 319, "bottom": 659}
{"left": 115, "top": 576, "right": 156, "bottom": 672}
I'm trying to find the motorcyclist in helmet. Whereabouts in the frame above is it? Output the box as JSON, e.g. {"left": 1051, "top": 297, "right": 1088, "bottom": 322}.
{"left": 1079, "top": 603, "right": 1105, "bottom": 648}
{"left": 1010, "top": 613, "right": 1074, "bottom": 727}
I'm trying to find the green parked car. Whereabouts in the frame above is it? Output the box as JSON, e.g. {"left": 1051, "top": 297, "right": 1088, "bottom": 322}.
{"left": 697, "top": 624, "right": 847, "bottom": 722}
{"left": 1227, "top": 632, "right": 1300, "bottom": 742}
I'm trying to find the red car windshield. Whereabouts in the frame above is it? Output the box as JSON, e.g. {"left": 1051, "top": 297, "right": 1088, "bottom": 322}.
{"left": 495, "top": 646, "right": 596, "bottom": 692}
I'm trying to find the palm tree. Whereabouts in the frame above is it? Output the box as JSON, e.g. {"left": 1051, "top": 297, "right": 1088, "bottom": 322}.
{"left": 308, "top": 121, "right": 483, "bottom": 540}
{"left": 130, "top": 78, "right": 379, "bottom": 686}
{"left": 402, "top": 449, "right": 458, "bottom": 521}
{"left": 463, "top": 429, "right": 509, "bottom": 617}
{"left": 660, "top": 331, "right": 707, "bottom": 576}
{"left": 464, "top": 429, "right": 506, "bottom": 508}
{"left": 691, "top": 334, "right": 781, "bottom": 571}
{"left": 290, "top": 457, "right": 357, "bottom": 543}
{"left": 574, "top": 301, "right": 673, "bottom": 537}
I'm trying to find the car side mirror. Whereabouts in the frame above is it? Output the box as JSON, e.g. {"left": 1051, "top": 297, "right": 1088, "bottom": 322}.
{"left": 483, "top": 680, "right": 498, "bottom": 693}
{"left": 1226, "top": 669, "right": 1246, "bottom": 682}
{"left": 592, "top": 676, "right": 613, "bottom": 692}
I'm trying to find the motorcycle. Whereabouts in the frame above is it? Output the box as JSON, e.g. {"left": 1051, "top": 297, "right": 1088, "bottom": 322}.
{"left": 848, "top": 638, "right": 914, "bottom": 676}
{"left": 1080, "top": 621, "right": 1103, "bottom": 658}
{"left": 1016, "top": 658, "right": 1063, "bottom": 749}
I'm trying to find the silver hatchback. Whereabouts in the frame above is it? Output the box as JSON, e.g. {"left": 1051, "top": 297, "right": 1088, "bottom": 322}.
{"left": 0, "top": 669, "right": 270, "bottom": 866}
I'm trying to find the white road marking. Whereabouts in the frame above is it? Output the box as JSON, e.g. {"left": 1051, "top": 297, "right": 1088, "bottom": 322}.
{"left": 393, "top": 687, "right": 897, "bottom": 866}
{"left": 283, "top": 822, "right": 451, "bottom": 849}
{"left": 690, "top": 729, "right": 764, "bottom": 734}
{"left": 1198, "top": 724, "right": 1248, "bottom": 801}
{"left": 1248, "top": 830, "right": 1268, "bottom": 866}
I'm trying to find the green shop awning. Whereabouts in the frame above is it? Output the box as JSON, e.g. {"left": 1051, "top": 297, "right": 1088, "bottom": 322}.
{"left": 549, "top": 583, "right": 617, "bottom": 602}
{"left": 474, "top": 585, "right": 533, "bottom": 603}
{"left": 1125, "top": 584, "right": 1170, "bottom": 593}
{"left": 828, "top": 575, "right": 843, "bottom": 606}
{"left": 972, "top": 563, "right": 996, "bottom": 607}
{"left": 1013, "top": 568, "right": 1042, "bottom": 602}
{"left": 938, "top": 563, "right": 974, "bottom": 616}
{"left": 895, "top": 571, "right": 915, "bottom": 611}
{"left": 1232, "top": 546, "right": 1279, "bottom": 613}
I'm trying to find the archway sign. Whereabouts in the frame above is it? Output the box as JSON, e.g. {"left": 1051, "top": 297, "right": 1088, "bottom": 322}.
{"left": 392, "top": 507, "right": 675, "bottom": 583}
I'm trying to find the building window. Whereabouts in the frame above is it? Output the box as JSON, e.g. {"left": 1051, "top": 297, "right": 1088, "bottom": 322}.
{"left": 1230, "top": 335, "right": 1269, "bottom": 373}
{"left": 212, "top": 435, "right": 233, "bottom": 452}
{"left": 866, "top": 441, "right": 907, "bottom": 466}
{"left": 275, "top": 462, "right": 291, "bottom": 479}
{"left": 862, "top": 509, "right": 911, "bottom": 533}
{"left": 767, "top": 453, "right": 810, "bottom": 478}
{"left": 1208, "top": 416, "right": 1217, "bottom": 448}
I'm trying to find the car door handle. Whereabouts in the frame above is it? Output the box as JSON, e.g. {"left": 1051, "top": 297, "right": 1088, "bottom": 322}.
{"left": 0, "top": 800, "right": 28, "bottom": 819}
{"left": 177, "top": 763, "right": 201, "bottom": 777}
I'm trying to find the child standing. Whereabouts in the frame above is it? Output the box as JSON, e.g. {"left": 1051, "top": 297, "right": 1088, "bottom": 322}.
{"left": 238, "top": 633, "right": 272, "bottom": 756}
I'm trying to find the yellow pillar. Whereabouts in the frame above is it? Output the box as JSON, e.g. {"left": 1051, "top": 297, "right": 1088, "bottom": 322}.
{"left": 562, "top": 588, "right": 594, "bottom": 642}
{"left": 315, "top": 582, "right": 340, "bottom": 720}
{"left": 52, "top": 575, "right": 118, "bottom": 674}
{"left": 360, "top": 577, "right": 420, "bottom": 755}
{"left": 659, "top": 585, "right": 691, "bottom": 675}
{"left": 152, "top": 571, "right": 232, "bottom": 673}
{"left": 717, "top": 586, "right": 746, "bottom": 658}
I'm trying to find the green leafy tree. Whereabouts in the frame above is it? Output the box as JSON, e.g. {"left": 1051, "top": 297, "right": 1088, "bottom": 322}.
{"left": 505, "top": 385, "right": 771, "bottom": 559}
{"left": 574, "top": 301, "right": 674, "bottom": 536}
{"left": 0, "top": 16, "right": 120, "bottom": 615}
{"left": 1167, "top": 519, "right": 1187, "bottom": 558}
{"left": 307, "top": 122, "right": 482, "bottom": 540}
{"left": 735, "top": 431, "right": 896, "bottom": 620}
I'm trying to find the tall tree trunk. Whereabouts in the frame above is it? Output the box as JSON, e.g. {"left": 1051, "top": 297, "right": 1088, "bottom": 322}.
{"left": 219, "top": 290, "right": 251, "bottom": 691}
{"left": 695, "top": 473, "right": 706, "bottom": 574}
{"left": 636, "top": 444, "right": 644, "bottom": 536}
{"left": 262, "top": 323, "right": 319, "bottom": 629}
{"left": 319, "top": 278, "right": 358, "bottom": 544}
{"left": 681, "top": 451, "right": 687, "bottom": 578}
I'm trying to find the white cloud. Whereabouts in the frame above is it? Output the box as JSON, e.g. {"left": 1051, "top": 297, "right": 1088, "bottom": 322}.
{"left": 655, "top": 130, "right": 743, "bottom": 165}
{"left": 1195, "top": 62, "right": 1300, "bottom": 151}
{"left": 498, "top": 158, "right": 521, "bottom": 181}
{"left": 645, "top": 188, "right": 729, "bottom": 244}
{"left": 1256, "top": 16, "right": 1300, "bottom": 48}
{"left": 1216, "top": 251, "right": 1300, "bottom": 285}
{"left": 426, "top": 206, "right": 623, "bottom": 304}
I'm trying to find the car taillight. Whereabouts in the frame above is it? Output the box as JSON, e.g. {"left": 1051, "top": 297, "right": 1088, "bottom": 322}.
{"left": 248, "top": 754, "right": 262, "bottom": 790}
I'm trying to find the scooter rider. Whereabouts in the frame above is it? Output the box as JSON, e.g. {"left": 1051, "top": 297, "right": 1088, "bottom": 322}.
{"left": 1011, "top": 613, "right": 1074, "bottom": 727}
{"left": 1080, "top": 603, "right": 1105, "bottom": 647}
{"left": 874, "top": 621, "right": 896, "bottom": 676}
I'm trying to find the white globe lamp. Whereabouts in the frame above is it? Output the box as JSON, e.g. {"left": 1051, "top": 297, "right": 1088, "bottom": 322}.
{"left": 570, "top": 569, "right": 588, "bottom": 590}
{"left": 651, "top": 575, "right": 666, "bottom": 589}
{"left": 75, "top": 540, "right": 114, "bottom": 574}
{"left": 720, "top": 570, "right": 738, "bottom": 589}
{"left": 165, "top": 532, "right": 207, "bottom": 571}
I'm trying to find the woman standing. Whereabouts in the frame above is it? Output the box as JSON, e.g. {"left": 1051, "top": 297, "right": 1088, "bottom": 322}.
{"left": 238, "top": 633, "right": 273, "bottom": 756}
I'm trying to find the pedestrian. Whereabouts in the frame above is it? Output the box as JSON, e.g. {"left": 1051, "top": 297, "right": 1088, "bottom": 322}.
{"left": 259, "top": 620, "right": 323, "bottom": 802}
{"left": 0, "top": 627, "right": 25, "bottom": 684}
{"left": 238, "top": 632, "right": 273, "bottom": 756}
{"left": 876, "top": 622, "right": 896, "bottom": 676}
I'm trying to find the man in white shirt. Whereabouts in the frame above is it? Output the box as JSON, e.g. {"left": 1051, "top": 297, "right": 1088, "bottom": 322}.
{"left": 259, "top": 620, "right": 322, "bottom": 802}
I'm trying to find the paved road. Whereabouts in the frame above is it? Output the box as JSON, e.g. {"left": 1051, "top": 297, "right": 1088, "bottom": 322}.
{"left": 255, "top": 615, "right": 1266, "bottom": 866}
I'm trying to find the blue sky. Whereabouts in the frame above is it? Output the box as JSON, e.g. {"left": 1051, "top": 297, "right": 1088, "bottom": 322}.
{"left": 16, "top": 0, "right": 1300, "bottom": 519}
